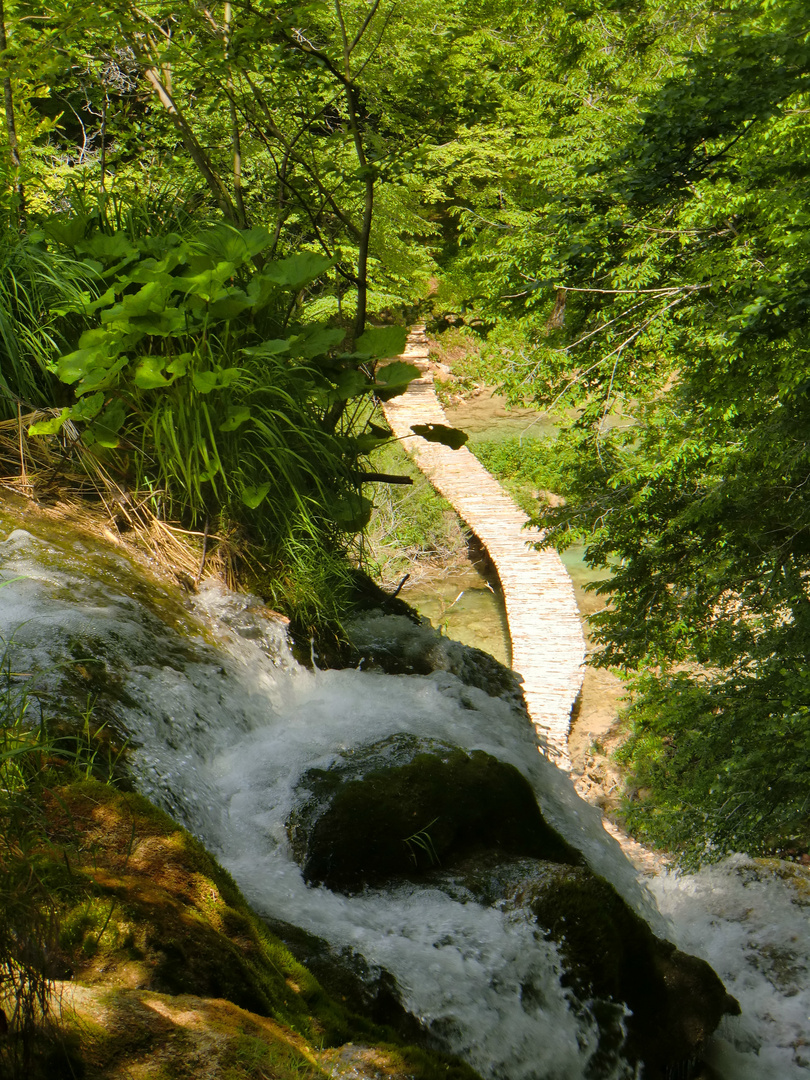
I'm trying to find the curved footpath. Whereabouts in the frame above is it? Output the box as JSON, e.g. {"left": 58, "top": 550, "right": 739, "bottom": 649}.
{"left": 382, "top": 327, "right": 585, "bottom": 768}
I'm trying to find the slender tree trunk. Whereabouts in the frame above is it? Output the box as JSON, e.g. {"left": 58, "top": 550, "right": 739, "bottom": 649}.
{"left": 335, "top": 0, "right": 372, "bottom": 342}
{"left": 224, "top": 3, "right": 248, "bottom": 228}
{"left": 142, "top": 63, "right": 239, "bottom": 225}
{"left": 0, "top": 0, "right": 26, "bottom": 227}
{"left": 354, "top": 171, "right": 373, "bottom": 340}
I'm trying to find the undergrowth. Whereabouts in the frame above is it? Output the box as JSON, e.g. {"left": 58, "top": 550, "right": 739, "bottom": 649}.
{"left": 614, "top": 670, "right": 810, "bottom": 869}
{"left": 362, "top": 438, "right": 469, "bottom": 587}
{"left": 471, "top": 435, "right": 573, "bottom": 515}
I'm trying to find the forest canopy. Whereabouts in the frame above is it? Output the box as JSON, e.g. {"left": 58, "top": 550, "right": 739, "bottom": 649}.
{"left": 1, "top": 0, "right": 808, "bottom": 863}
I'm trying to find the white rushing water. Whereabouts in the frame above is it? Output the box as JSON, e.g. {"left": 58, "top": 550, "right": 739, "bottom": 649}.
{"left": 0, "top": 523, "right": 808, "bottom": 1078}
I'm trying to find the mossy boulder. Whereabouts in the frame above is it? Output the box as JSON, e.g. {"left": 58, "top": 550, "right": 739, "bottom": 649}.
{"left": 287, "top": 736, "right": 580, "bottom": 892}
{"left": 343, "top": 611, "right": 526, "bottom": 707}
{"left": 450, "top": 857, "right": 740, "bottom": 1080}
{"left": 45, "top": 778, "right": 348, "bottom": 1041}
{"left": 38, "top": 776, "right": 482, "bottom": 1080}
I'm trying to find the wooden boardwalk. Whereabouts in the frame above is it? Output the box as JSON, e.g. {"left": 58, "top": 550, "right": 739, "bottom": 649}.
{"left": 382, "top": 327, "right": 585, "bottom": 767}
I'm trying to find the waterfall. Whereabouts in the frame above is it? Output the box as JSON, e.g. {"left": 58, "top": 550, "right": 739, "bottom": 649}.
{"left": 0, "top": 519, "right": 807, "bottom": 1079}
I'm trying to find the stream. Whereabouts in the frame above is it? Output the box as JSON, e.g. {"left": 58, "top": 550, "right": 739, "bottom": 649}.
{"left": 0, "top": 510, "right": 808, "bottom": 1078}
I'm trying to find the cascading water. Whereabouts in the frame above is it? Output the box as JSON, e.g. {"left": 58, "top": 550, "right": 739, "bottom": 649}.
{"left": 0, "top": 518, "right": 808, "bottom": 1079}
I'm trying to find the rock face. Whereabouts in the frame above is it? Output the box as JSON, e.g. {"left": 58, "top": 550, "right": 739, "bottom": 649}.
{"left": 286, "top": 735, "right": 740, "bottom": 1080}
{"left": 39, "top": 776, "right": 481, "bottom": 1080}
{"left": 462, "top": 858, "right": 741, "bottom": 1080}
{"left": 288, "top": 735, "right": 581, "bottom": 891}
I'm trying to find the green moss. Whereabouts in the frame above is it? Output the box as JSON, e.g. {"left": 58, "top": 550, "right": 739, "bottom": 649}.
{"left": 45, "top": 778, "right": 485, "bottom": 1080}
{"left": 290, "top": 739, "right": 580, "bottom": 892}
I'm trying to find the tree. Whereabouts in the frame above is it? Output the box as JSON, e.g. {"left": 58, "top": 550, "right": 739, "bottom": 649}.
{"left": 459, "top": 0, "right": 810, "bottom": 862}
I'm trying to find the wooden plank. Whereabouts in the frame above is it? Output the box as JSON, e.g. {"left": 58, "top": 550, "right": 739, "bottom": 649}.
{"left": 382, "top": 327, "right": 585, "bottom": 768}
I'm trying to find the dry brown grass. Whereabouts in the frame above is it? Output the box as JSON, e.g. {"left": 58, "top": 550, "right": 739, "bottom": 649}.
{"left": 0, "top": 410, "right": 239, "bottom": 591}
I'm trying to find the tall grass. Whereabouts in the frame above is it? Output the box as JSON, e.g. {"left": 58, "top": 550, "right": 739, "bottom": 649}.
{"left": 0, "top": 236, "right": 96, "bottom": 418}
{"left": 0, "top": 627, "right": 130, "bottom": 1077}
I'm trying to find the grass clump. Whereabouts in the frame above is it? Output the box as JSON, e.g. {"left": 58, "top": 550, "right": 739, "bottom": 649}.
{"left": 471, "top": 435, "right": 572, "bottom": 514}
{"left": 363, "top": 438, "right": 469, "bottom": 587}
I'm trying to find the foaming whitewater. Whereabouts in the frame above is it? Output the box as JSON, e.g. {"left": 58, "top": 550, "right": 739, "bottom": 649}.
{"left": 0, "top": 521, "right": 808, "bottom": 1079}
{"left": 650, "top": 860, "right": 810, "bottom": 1078}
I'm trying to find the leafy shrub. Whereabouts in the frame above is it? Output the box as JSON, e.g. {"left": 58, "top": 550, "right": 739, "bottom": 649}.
{"left": 23, "top": 217, "right": 416, "bottom": 561}
{"left": 615, "top": 668, "right": 810, "bottom": 867}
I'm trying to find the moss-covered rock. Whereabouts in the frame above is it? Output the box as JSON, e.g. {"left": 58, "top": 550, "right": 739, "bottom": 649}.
{"left": 448, "top": 856, "right": 740, "bottom": 1080}
{"left": 38, "top": 777, "right": 482, "bottom": 1080}
{"left": 287, "top": 736, "right": 580, "bottom": 892}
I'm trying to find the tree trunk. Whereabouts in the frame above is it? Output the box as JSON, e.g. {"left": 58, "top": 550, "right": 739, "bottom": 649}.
{"left": 0, "top": 0, "right": 26, "bottom": 227}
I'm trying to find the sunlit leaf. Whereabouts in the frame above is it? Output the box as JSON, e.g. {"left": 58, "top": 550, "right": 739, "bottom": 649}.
{"left": 28, "top": 409, "right": 70, "bottom": 436}
{"left": 241, "top": 483, "right": 271, "bottom": 508}
{"left": 197, "top": 224, "right": 272, "bottom": 264}
{"left": 134, "top": 357, "right": 171, "bottom": 389}
{"left": 261, "top": 252, "right": 335, "bottom": 290}
{"left": 76, "top": 232, "right": 139, "bottom": 262}
{"left": 355, "top": 325, "right": 408, "bottom": 358}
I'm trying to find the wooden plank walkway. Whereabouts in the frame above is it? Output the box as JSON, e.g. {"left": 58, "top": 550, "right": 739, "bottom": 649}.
{"left": 382, "top": 327, "right": 585, "bottom": 768}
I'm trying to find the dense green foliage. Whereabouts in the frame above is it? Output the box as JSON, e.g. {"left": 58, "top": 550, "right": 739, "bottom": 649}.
{"left": 444, "top": 0, "right": 810, "bottom": 862}
{"left": 1, "top": 0, "right": 808, "bottom": 863}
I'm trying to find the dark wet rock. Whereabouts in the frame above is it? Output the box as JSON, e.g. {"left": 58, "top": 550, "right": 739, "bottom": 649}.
{"left": 438, "top": 855, "right": 740, "bottom": 1080}
{"left": 344, "top": 611, "right": 526, "bottom": 708}
{"left": 287, "top": 734, "right": 739, "bottom": 1080}
{"left": 287, "top": 735, "right": 580, "bottom": 892}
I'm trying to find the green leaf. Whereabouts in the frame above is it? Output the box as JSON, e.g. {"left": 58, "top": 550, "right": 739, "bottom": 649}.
{"left": 75, "top": 358, "right": 129, "bottom": 396}
{"left": 329, "top": 493, "right": 374, "bottom": 532}
{"left": 299, "top": 326, "right": 346, "bottom": 359}
{"left": 193, "top": 371, "right": 219, "bottom": 394}
{"left": 335, "top": 368, "right": 370, "bottom": 400}
{"left": 83, "top": 286, "right": 116, "bottom": 315}
{"left": 355, "top": 325, "right": 408, "bottom": 358}
{"left": 76, "top": 232, "right": 139, "bottom": 262}
{"left": 219, "top": 406, "right": 252, "bottom": 432}
{"left": 28, "top": 408, "right": 70, "bottom": 436}
{"left": 129, "top": 307, "right": 187, "bottom": 336}
{"left": 410, "top": 423, "right": 469, "bottom": 450}
{"left": 42, "top": 214, "right": 89, "bottom": 248}
{"left": 133, "top": 357, "right": 171, "bottom": 389}
{"left": 354, "top": 433, "right": 390, "bottom": 453}
{"left": 261, "top": 252, "right": 336, "bottom": 291}
{"left": 173, "top": 262, "right": 238, "bottom": 302}
{"left": 70, "top": 392, "right": 105, "bottom": 422}
{"left": 241, "top": 483, "right": 271, "bottom": 509}
{"left": 208, "top": 288, "right": 253, "bottom": 320}
{"left": 192, "top": 367, "right": 242, "bottom": 394}
{"left": 57, "top": 347, "right": 107, "bottom": 384}
{"left": 167, "top": 354, "right": 191, "bottom": 378}
{"left": 78, "top": 326, "right": 116, "bottom": 350}
{"left": 375, "top": 361, "right": 420, "bottom": 387}
{"left": 127, "top": 248, "right": 190, "bottom": 281}
{"left": 198, "top": 224, "right": 272, "bottom": 265}
{"left": 374, "top": 360, "right": 421, "bottom": 398}
{"left": 101, "top": 281, "right": 171, "bottom": 323}
{"left": 84, "top": 399, "right": 127, "bottom": 448}
{"left": 243, "top": 338, "right": 292, "bottom": 358}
